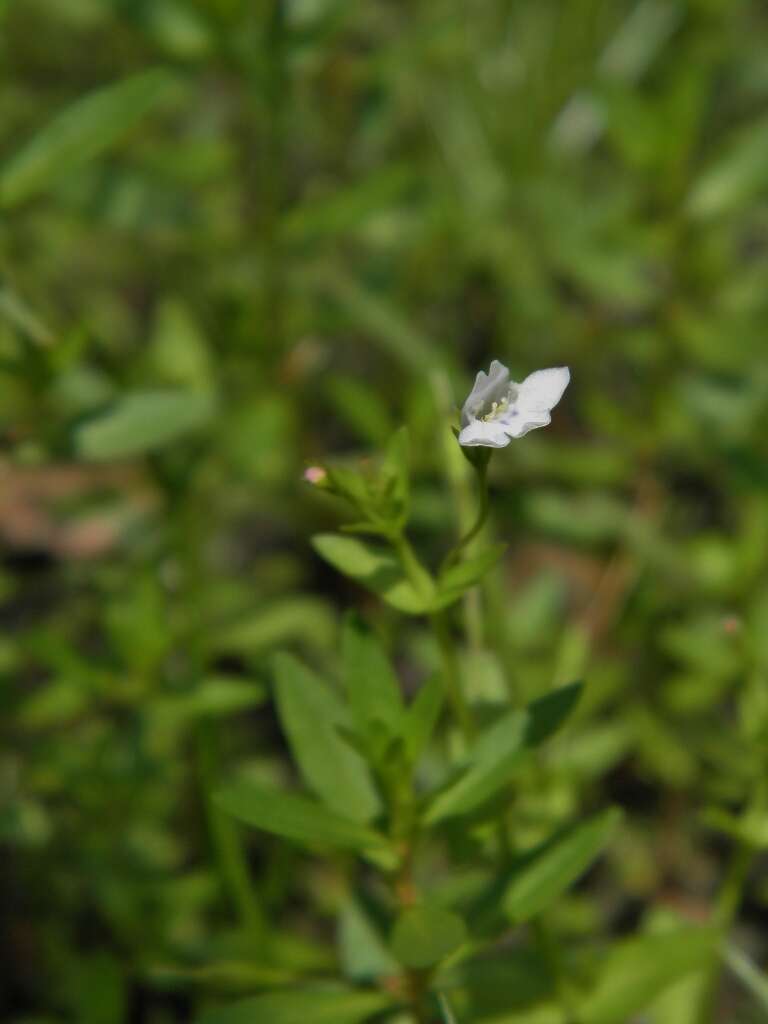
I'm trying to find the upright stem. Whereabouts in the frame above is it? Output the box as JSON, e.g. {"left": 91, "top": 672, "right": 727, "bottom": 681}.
{"left": 696, "top": 776, "right": 765, "bottom": 1024}
{"left": 442, "top": 462, "right": 490, "bottom": 572}
{"left": 391, "top": 533, "right": 474, "bottom": 743}
{"left": 429, "top": 610, "right": 475, "bottom": 742}
{"left": 196, "top": 720, "right": 267, "bottom": 944}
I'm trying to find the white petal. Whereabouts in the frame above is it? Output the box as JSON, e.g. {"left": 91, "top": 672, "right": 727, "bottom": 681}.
{"left": 516, "top": 366, "right": 570, "bottom": 416}
{"left": 461, "top": 359, "right": 510, "bottom": 427}
{"left": 502, "top": 410, "right": 551, "bottom": 437}
{"left": 458, "top": 418, "right": 512, "bottom": 448}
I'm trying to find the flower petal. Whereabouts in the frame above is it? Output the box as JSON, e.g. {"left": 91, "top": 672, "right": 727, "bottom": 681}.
{"left": 458, "top": 418, "right": 512, "bottom": 448}
{"left": 461, "top": 360, "right": 510, "bottom": 427}
{"left": 516, "top": 367, "right": 570, "bottom": 417}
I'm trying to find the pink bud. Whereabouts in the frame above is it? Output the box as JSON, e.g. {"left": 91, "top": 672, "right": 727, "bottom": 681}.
{"left": 303, "top": 466, "right": 327, "bottom": 485}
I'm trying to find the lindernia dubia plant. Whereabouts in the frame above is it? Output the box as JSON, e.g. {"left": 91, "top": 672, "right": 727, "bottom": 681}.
{"left": 205, "top": 363, "right": 719, "bottom": 1024}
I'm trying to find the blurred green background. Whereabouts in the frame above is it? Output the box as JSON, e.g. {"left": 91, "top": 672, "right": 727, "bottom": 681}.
{"left": 2, "top": 0, "right": 768, "bottom": 1021}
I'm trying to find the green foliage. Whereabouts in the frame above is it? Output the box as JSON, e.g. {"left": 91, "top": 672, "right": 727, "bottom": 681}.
{"left": 197, "top": 987, "right": 394, "bottom": 1024}
{"left": 390, "top": 905, "right": 467, "bottom": 969}
{"left": 577, "top": 928, "right": 718, "bottom": 1024}
{"left": 213, "top": 781, "right": 394, "bottom": 866}
{"left": 5, "top": 1, "right": 768, "bottom": 1021}
{"left": 273, "top": 652, "right": 381, "bottom": 823}
{"left": 503, "top": 808, "right": 621, "bottom": 923}
{"left": 0, "top": 68, "right": 174, "bottom": 206}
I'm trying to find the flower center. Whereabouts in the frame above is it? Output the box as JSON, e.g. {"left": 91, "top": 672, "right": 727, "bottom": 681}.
{"left": 482, "top": 385, "right": 517, "bottom": 422}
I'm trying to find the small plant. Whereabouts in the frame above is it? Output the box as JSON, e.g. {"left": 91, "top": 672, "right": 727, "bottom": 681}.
{"left": 202, "top": 364, "right": 715, "bottom": 1024}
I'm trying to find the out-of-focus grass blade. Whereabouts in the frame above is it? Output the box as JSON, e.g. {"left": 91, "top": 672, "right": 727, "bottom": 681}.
{"left": 0, "top": 68, "right": 175, "bottom": 207}
{"left": 314, "top": 267, "right": 440, "bottom": 376}
{"left": 196, "top": 986, "right": 394, "bottom": 1024}
{"left": 283, "top": 164, "right": 415, "bottom": 244}
{"left": 598, "top": 0, "right": 683, "bottom": 83}
{"left": 0, "top": 282, "right": 55, "bottom": 346}
{"left": 724, "top": 942, "right": 768, "bottom": 1013}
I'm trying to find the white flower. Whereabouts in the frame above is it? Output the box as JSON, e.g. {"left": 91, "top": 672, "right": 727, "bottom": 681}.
{"left": 458, "top": 361, "right": 570, "bottom": 448}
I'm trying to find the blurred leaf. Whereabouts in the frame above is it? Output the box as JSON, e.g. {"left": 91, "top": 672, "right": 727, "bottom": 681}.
{"left": 214, "top": 781, "right": 394, "bottom": 864}
{"left": 273, "top": 653, "right": 381, "bottom": 824}
{"left": 0, "top": 69, "right": 175, "bottom": 206}
{"left": 283, "top": 164, "right": 414, "bottom": 244}
{"left": 403, "top": 673, "right": 444, "bottom": 763}
{"left": 503, "top": 808, "right": 621, "bottom": 923}
{"left": 701, "top": 807, "right": 768, "bottom": 849}
{"left": 424, "top": 708, "right": 529, "bottom": 824}
{"left": 724, "top": 942, "right": 768, "bottom": 1014}
{"left": 147, "top": 298, "right": 214, "bottom": 390}
{"left": 312, "top": 534, "right": 431, "bottom": 614}
{"left": 689, "top": 117, "right": 768, "bottom": 219}
{"left": 338, "top": 898, "right": 399, "bottom": 981}
{"left": 75, "top": 390, "right": 215, "bottom": 460}
{"left": 435, "top": 544, "right": 507, "bottom": 609}
{"left": 162, "top": 677, "right": 266, "bottom": 718}
{"left": 578, "top": 928, "right": 717, "bottom": 1024}
{"left": 390, "top": 905, "right": 467, "bottom": 969}
{"left": 197, "top": 986, "right": 393, "bottom": 1024}
{"left": 318, "top": 268, "right": 439, "bottom": 375}
{"left": 523, "top": 682, "right": 584, "bottom": 747}
{"left": 341, "top": 614, "right": 403, "bottom": 742}
{"left": 216, "top": 598, "right": 335, "bottom": 657}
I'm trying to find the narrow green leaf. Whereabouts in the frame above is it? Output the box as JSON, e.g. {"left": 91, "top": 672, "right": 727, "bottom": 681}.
{"left": 578, "top": 928, "right": 717, "bottom": 1024}
{"left": 273, "top": 653, "right": 381, "bottom": 824}
{"left": 391, "top": 905, "right": 467, "bottom": 969}
{"left": 434, "top": 543, "right": 507, "bottom": 609}
{"left": 0, "top": 69, "right": 174, "bottom": 207}
{"left": 214, "top": 781, "right": 393, "bottom": 864}
{"left": 312, "top": 534, "right": 429, "bottom": 614}
{"left": 503, "top": 807, "right": 621, "bottom": 923}
{"left": 318, "top": 268, "right": 439, "bottom": 375}
{"left": 75, "top": 389, "right": 215, "bottom": 460}
{"left": 424, "top": 709, "right": 529, "bottom": 824}
{"left": 403, "top": 674, "right": 444, "bottom": 763}
{"left": 338, "top": 899, "right": 399, "bottom": 981}
{"left": 341, "top": 615, "right": 403, "bottom": 742}
{"left": 197, "top": 986, "right": 393, "bottom": 1024}
{"left": 377, "top": 426, "right": 410, "bottom": 526}
{"left": 724, "top": 942, "right": 768, "bottom": 1013}
{"left": 523, "top": 682, "right": 584, "bottom": 747}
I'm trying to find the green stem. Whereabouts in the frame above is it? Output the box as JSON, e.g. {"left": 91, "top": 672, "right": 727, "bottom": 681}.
{"left": 696, "top": 778, "right": 765, "bottom": 1024}
{"left": 533, "top": 918, "right": 578, "bottom": 1024}
{"left": 442, "top": 461, "right": 490, "bottom": 572}
{"left": 391, "top": 533, "right": 474, "bottom": 742}
{"left": 196, "top": 721, "right": 267, "bottom": 944}
{"left": 429, "top": 610, "right": 475, "bottom": 742}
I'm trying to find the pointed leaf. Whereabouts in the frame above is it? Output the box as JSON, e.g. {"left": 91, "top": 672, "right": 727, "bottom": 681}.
{"left": 338, "top": 899, "right": 399, "bottom": 982}
{"left": 197, "top": 986, "right": 393, "bottom": 1024}
{"left": 273, "top": 653, "right": 380, "bottom": 823}
{"left": 341, "top": 614, "right": 403, "bottom": 743}
{"left": 312, "top": 534, "right": 430, "bottom": 614}
{"left": 0, "top": 69, "right": 174, "bottom": 207}
{"left": 523, "top": 682, "right": 584, "bottom": 747}
{"left": 503, "top": 807, "right": 622, "bottom": 923}
{"left": 391, "top": 905, "right": 467, "bottom": 969}
{"left": 214, "top": 781, "right": 394, "bottom": 865}
{"left": 403, "top": 674, "right": 444, "bottom": 763}
{"left": 75, "top": 389, "right": 215, "bottom": 460}
{"left": 424, "top": 709, "right": 529, "bottom": 824}
{"left": 578, "top": 927, "right": 717, "bottom": 1024}
{"left": 435, "top": 544, "right": 507, "bottom": 609}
